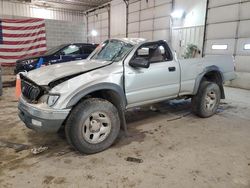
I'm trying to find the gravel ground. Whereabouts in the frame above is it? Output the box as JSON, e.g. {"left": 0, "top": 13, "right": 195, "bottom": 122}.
{"left": 0, "top": 87, "right": 250, "bottom": 188}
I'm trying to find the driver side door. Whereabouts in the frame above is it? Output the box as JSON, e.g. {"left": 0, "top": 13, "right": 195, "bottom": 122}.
{"left": 124, "top": 42, "right": 181, "bottom": 108}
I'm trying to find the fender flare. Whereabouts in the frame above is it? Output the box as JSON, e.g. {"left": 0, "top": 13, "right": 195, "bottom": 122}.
{"left": 193, "top": 66, "right": 225, "bottom": 97}
{"left": 66, "top": 83, "right": 128, "bottom": 133}
{"left": 66, "top": 83, "right": 127, "bottom": 108}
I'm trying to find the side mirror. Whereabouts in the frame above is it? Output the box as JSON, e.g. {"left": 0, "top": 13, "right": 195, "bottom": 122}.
{"left": 129, "top": 57, "right": 150, "bottom": 69}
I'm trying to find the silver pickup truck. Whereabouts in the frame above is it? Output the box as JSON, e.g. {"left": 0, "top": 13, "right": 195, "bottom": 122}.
{"left": 18, "top": 38, "right": 236, "bottom": 154}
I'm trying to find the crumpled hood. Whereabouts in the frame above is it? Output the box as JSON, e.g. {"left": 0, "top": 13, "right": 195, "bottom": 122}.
{"left": 25, "top": 59, "right": 111, "bottom": 85}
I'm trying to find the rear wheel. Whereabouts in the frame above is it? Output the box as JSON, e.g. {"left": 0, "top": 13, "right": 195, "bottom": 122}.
{"left": 65, "top": 98, "right": 120, "bottom": 154}
{"left": 192, "top": 81, "right": 221, "bottom": 118}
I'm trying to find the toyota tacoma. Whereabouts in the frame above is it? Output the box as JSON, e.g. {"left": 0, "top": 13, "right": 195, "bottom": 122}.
{"left": 18, "top": 38, "right": 236, "bottom": 154}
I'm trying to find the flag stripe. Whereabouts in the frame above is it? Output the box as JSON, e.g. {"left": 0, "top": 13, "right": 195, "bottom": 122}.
{"left": 1, "top": 28, "right": 46, "bottom": 34}
{"left": 1, "top": 40, "right": 46, "bottom": 48}
{"left": 2, "top": 23, "right": 45, "bottom": 31}
{"left": 2, "top": 20, "right": 45, "bottom": 27}
{"left": 0, "top": 48, "right": 47, "bottom": 59}
{"left": 0, "top": 44, "right": 47, "bottom": 52}
{"left": 2, "top": 18, "right": 44, "bottom": 23}
{"left": 0, "top": 18, "right": 47, "bottom": 66}
{"left": 2, "top": 30, "right": 46, "bottom": 38}
{"left": 3, "top": 34, "right": 46, "bottom": 42}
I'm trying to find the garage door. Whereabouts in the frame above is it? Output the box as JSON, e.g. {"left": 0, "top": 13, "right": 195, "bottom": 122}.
{"left": 87, "top": 6, "right": 110, "bottom": 44}
{"left": 128, "top": 0, "right": 172, "bottom": 42}
{"left": 203, "top": 0, "right": 250, "bottom": 88}
{"left": 172, "top": 25, "right": 204, "bottom": 58}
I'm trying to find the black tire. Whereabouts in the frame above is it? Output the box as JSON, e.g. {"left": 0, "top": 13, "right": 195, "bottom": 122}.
{"left": 65, "top": 98, "right": 120, "bottom": 154}
{"left": 192, "top": 81, "right": 221, "bottom": 118}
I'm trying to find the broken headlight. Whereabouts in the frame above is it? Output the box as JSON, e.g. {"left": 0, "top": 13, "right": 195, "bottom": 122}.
{"left": 47, "top": 94, "right": 60, "bottom": 107}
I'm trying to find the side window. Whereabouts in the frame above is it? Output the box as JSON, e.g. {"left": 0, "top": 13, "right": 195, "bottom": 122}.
{"left": 148, "top": 45, "right": 166, "bottom": 63}
{"left": 134, "top": 43, "right": 171, "bottom": 63}
{"left": 83, "top": 46, "right": 95, "bottom": 54}
{"left": 61, "top": 45, "right": 80, "bottom": 55}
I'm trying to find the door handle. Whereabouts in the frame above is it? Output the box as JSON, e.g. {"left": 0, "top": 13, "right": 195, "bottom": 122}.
{"left": 168, "top": 67, "right": 176, "bottom": 72}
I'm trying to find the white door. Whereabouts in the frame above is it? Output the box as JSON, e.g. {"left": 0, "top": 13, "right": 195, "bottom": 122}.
{"left": 203, "top": 0, "right": 250, "bottom": 89}
{"left": 125, "top": 41, "right": 180, "bottom": 108}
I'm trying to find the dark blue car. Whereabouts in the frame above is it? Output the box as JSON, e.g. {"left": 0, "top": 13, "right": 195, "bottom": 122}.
{"left": 15, "top": 43, "right": 98, "bottom": 74}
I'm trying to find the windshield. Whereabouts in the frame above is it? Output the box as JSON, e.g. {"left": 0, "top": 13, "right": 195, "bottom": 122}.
{"left": 44, "top": 44, "right": 66, "bottom": 55}
{"left": 91, "top": 40, "right": 133, "bottom": 61}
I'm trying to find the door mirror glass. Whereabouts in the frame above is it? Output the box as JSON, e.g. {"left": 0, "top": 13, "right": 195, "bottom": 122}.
{"left": 129, "top": 57, "right": 150, "bottom": 69}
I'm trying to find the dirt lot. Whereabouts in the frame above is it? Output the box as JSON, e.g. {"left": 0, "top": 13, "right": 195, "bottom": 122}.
{"left": 0, "top": 86, "right": 250, "bottom": 188}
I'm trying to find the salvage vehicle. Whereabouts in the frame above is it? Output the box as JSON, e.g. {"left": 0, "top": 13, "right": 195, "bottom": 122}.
{"left": 15, "top": 43, "right": 98, "bottom": 73}
{"left": 18, "top": 38, "right": 236, "bottom": 154}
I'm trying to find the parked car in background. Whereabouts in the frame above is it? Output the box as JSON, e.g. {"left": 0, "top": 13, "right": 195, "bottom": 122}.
{"left": 15, "top": 43, "right": 98, "bottom": 74}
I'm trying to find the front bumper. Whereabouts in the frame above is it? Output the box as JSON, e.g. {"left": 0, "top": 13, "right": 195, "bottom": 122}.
{"left": 18, "top": 97, "right": 70, "bottom": 132}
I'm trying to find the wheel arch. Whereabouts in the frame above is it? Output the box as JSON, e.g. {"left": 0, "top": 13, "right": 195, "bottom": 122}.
{"left": 66, "top": 83, "right": 127, "bottom": 132}
{"left": 194, "top": 66, "right": 225, "bottom": 99}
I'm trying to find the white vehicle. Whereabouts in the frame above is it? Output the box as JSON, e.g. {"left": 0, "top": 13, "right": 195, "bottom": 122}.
{"left": 18, "top": 38, "right": 236, "bottom": 154}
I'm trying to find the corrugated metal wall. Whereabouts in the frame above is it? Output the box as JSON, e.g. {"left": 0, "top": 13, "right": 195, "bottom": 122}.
{"left": 172, "top": 25, "right": 204, "bottom": 58}
{"left": 110, "top": 0, "right": 126, "bottom": 38}
{"left": 204, "top": 0, "right": 250, "bottom": 89}
{"left": 0, "top": 0, "right": 85, "bottom": 21}
{"left": 86, "top": 5, "right": 110, "bottom": 44}
{"left": 45, "top": 20, "right": 86, "bottom": 49}
{"left": 128, "top": 0, "right": 173, "bottom": 41}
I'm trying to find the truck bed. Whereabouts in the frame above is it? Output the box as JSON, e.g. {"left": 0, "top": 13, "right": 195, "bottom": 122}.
{"left": 178, "top": 55, "right": 236, "bottom": 96}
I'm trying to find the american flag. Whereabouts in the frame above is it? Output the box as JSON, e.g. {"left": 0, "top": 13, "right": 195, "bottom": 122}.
{"left": 0, "top": 18, "right": 47, "bottom": 66}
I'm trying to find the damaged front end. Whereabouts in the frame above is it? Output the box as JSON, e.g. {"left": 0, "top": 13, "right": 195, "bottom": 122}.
{"left": 18, "top": 74, "right": 71, "bottom": 132}
{"left": 20, "top": 74, "right": 48, "bottom": 103}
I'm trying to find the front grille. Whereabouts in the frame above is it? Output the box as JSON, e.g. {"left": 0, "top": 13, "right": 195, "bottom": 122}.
{"left": 21, "top": 79, "right": 42, "bottom": 102}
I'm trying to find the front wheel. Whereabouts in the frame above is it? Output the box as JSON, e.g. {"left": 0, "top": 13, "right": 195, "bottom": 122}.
{"left": 192, "top": 81, "right": 221, "bottom": 118}
{"left": 65, "top": 98, "right": 120, "bottom": 154}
